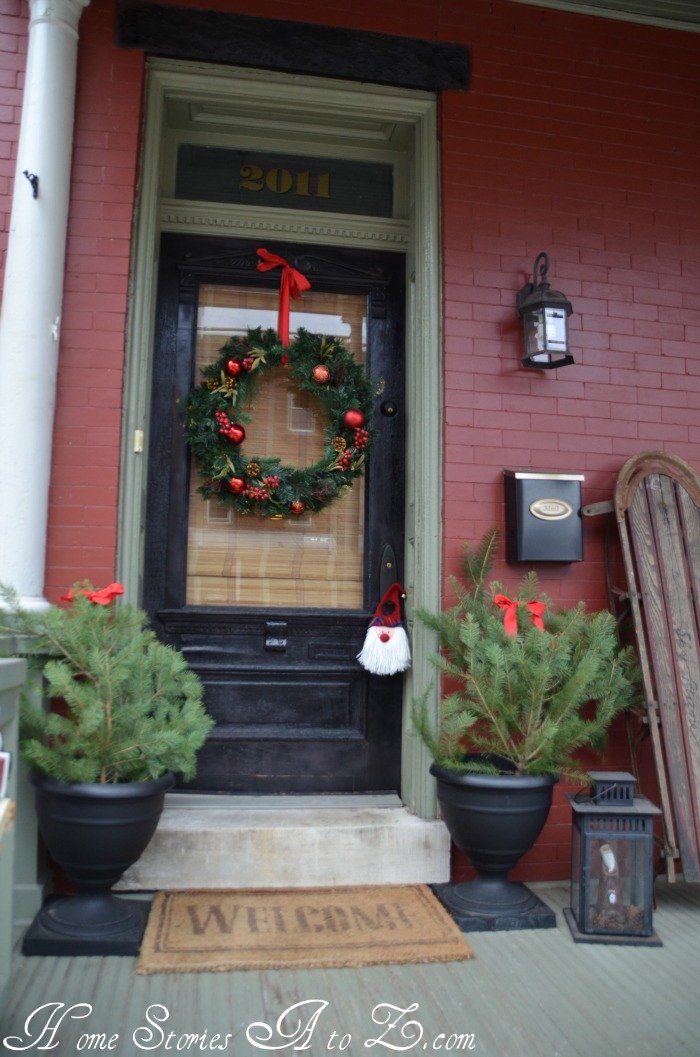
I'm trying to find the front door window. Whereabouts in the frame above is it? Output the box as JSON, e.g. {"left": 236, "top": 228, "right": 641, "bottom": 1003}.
{"left": 186, "top": 284, "right": 366, "bottom": 608}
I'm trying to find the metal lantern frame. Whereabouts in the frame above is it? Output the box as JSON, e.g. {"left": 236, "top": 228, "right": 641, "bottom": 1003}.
{"left": 517, "top": 252, "right": 574, "bottom": 369}
{"left": 564, "top": 771, "right": 662, "bottom": 946}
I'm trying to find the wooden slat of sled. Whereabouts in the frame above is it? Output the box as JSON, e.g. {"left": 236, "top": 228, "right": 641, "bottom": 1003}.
{"left": 646, "top": 476, "right": 700, "bottom": 879}
{"left": 616, "top": 451, "right": 700, "bottom": 883}
{"left": 617, "top": 476, "right": 681, "bottom": 880}
{"left": 676, "top": 486, "right": 700, "bottom": 858}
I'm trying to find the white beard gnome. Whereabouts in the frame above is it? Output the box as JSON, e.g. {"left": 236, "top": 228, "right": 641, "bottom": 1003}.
{"left": 357, "top": 582, "right": 411, "bottom": 676}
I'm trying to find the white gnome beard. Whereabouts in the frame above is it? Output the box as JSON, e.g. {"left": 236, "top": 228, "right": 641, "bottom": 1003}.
{"left": 357, "top": 624, "right": 411, "bottom": 676}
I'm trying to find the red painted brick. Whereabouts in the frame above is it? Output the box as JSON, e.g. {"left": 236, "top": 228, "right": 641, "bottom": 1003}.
{"left": 558, "top": 397, "right": 611, "bottom": 419}
{"left": 586, "top": 347, "right": 634, "bottom": 370}
{"left": 616, "top": 401, "right": 661, "bottom": 423}
{"left": 586, "top": 417, "right": 639, "bottom": 440}
{"left": 637, "top": 387, "right": 687, "bottom": 408}
{"left": 49, "top": 525, "right": 118, "bottom": 549}
{"left": 639, "top": 352, "right": 686, "bottom": 374}
{"left": 638, "top": 421, "right": 689, "bottom": 443}
{"left": 560, "top": 434, "right": 613, "bottom": 455}
{"left": 634, "top": 320, "right": 686, "bottom": 341}
{"left": 609, "top": 335, "right": 660, "bottom": 358}
{"left": 661, "top": 406, "right": 700, "bottom": 427}
{"left": 610, "top": 367, "right": 663, "bottom": 388}
{"left": 445, "top": 406, "right": 475, "bottom": 427}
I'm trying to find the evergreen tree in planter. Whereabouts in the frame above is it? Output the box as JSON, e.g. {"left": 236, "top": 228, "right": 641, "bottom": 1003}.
{"left": 0, "top": 581, "right": 213, "bottom": 784}
{"left": 414, "top": 530, "right": 639, "bottom": 931}
{"left": 0, "top": 581, "right": 214, "bottom": 954}
{"left": 415, "top": 529, "right": 638, "bottom": 779}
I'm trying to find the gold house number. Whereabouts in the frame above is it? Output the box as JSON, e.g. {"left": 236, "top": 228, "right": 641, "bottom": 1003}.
{"left": 239, "top": 164, "right": 331, "bottom": 200}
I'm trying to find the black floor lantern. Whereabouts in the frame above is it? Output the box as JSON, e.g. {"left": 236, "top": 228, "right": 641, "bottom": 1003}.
{"left": 563, "top": 771, "right": 662, "bottom": 946}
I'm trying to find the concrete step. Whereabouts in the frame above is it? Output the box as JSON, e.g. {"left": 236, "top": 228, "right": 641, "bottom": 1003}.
{"left": 118, "top": 794, "right": 450, "bottom": 890}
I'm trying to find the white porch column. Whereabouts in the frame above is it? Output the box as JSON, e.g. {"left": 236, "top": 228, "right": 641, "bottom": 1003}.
{"left": 0, "top": 0, "right": 90, "bottom": 608}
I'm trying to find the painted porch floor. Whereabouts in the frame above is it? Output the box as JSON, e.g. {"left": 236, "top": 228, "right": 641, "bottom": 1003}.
{"left": 2, "top": 881, "right": 699, "bottom": 1057}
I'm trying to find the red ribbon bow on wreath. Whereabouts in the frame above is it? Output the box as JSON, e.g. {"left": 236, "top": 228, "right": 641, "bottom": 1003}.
{"left": 494, "top": 594, "right": 546, "bottom": 637}
{"left": 256, "top": 247, "right": 311, "bottom": 347}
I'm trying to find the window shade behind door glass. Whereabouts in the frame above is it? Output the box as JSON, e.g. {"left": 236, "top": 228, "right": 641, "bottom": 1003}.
{"left": 186, "top": 285, "right": 366, "bottom": 608}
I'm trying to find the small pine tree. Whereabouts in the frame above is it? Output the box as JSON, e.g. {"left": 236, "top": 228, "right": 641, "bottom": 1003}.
{"left": 414, "top": 529, "right": 639, "bottom": 781}
{"left": 0, "top": 583, "right": 214, "bottom": 784}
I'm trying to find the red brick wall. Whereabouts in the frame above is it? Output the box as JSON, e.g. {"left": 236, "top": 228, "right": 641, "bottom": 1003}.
{"left": 0, "top": 0, "right": 27, "bottom": 265}
{"left": 43, "top": 0, "right": 145, "bottom": 600}
{"left": 439, "top": 4, "right": 700, "bottom": 612}
{"left": 436, "top": 3, "right": 700, "bottom": 880}
{"left": 0, "top": 0, "right": 143, "bottom": 599}
{"left": 1, "top": 0, "right": 698, "bottom": 880}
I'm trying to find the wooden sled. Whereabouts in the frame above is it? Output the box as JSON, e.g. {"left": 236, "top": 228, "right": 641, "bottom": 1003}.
{"left": 603, "top": 452, "right": 700, "bottom": 883}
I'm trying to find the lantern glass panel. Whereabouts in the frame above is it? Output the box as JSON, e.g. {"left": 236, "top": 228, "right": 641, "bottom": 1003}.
{"left": 523, "top": 309, "right": 550, "bottom": 365}
{"left": 543, "top": 306, "right": 568, "bottom": 351}
{"left": 585, "top": 836, "right": 649, "bottom": 935}
{"left": 570, "top": 822, "right": 582, "bottom": 923}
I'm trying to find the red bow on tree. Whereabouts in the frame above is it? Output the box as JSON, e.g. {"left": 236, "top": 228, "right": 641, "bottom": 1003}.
{"left": 60, "top": 583, "right": 124, "bottom": 606}
{"left": 256, "top": 247, "right": 311, "bottom": 346}
{"left": 494, "top": 594, "right": 546, "bottom": 636}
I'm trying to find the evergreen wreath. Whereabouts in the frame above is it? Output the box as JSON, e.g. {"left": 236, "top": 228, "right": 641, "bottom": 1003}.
{"left": 184, "top": 327, "right": 374, "bottom": 518}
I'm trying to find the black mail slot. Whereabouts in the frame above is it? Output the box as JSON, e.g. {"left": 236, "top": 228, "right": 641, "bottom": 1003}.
{"left": 504, "top": 470, "right": 584, "bottom": 563}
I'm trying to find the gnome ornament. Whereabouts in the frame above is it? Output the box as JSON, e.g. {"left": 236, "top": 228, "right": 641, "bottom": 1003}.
{"left": 357, "top": 582, "right": 411, "bottom": 676}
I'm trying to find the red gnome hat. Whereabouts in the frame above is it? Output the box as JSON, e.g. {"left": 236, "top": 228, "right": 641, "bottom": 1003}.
{"left": 357, "top": 582, "right": 411, "bottom": 676}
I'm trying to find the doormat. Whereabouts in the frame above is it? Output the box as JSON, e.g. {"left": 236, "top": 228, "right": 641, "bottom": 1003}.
{"left": 137, "top": 885, "right": 474, "bottom": 973}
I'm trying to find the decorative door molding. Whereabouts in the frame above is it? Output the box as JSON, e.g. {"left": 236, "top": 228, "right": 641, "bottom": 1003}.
{"left": 118, "top": 59, "right": 442, "bottom": 817}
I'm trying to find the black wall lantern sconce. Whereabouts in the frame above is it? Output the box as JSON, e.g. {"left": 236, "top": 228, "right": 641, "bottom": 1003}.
{"left": 564, "top": 771, "right": 662, "bottom": 946}
{"left": 517, "top": 252, "right": 574, "bottom": 369}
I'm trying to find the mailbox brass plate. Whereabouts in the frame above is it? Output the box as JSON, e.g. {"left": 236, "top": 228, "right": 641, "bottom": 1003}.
{"left": 529, "top": 498, "right": 573, "bottom": 521}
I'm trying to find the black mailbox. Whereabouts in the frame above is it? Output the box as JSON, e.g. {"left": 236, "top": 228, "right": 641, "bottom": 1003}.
{"left": 504, "top": 470, "right": 584, "bottom": 563}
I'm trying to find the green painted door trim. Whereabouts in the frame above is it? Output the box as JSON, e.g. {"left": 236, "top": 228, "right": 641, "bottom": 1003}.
{"left": 118, "top": 60, "right": 441, "bottom": 819}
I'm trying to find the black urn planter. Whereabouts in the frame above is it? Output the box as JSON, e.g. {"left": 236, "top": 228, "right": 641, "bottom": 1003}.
{"left": 431, "top": 761, "right": 558, "bottom": 932}
{"left": 22, "top": 771, "right": 173, "bottom": 956}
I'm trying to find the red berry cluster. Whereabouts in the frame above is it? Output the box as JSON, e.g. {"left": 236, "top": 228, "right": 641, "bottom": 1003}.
{"left": 214, "top": 410, "right": 244, "bottom": 443}
{"left": 215, "top": 410, "right": 232, "bottom": 434}
{"left": 264, "top": 475, "right": 280, "bottom": 489}
{"left": 338, "top": 450, "right": 353, "bottom": 470}
{"left": 354, "top": 428, "right": 369, "bottom": 449}
{"left": 245, "top": 486, "right": 269, "bottom": 501}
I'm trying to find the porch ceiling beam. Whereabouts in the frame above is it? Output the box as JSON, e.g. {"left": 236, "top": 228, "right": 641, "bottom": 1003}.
{"left": 0, "top": 0, "right": 91, "bottom": 609}
{"left": 115, "top": 1, "right": 471, "bottom": 92}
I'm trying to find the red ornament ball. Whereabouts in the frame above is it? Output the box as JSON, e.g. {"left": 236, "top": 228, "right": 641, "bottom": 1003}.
{"left": 226, "top": 359, "right": 242, "bottom": 377}
{"left": 312, "top": 364, "right": 331, "bottom": 384}
{"left": 281, "top": 354, "right": 289, "bottom": 366}
{"left": 290, "top": 500, "right": 306, "bottom": 515}
{"left": 343, "top": 409, "right": 365, "bottom": 429}
{"left": 226, "top": 476, "right": 246, "bottom": 494}
{"left": 227, "top": 423, "right": 246, "bottom": 444}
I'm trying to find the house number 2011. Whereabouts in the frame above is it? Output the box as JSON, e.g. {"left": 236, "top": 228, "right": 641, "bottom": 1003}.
{"left": 239, "top": 164, "right": 331, "bottom": 199}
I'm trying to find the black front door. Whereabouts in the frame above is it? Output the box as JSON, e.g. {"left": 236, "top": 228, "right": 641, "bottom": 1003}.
{"left": 143, "top": 235, "right": 406, "bottom": 793}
